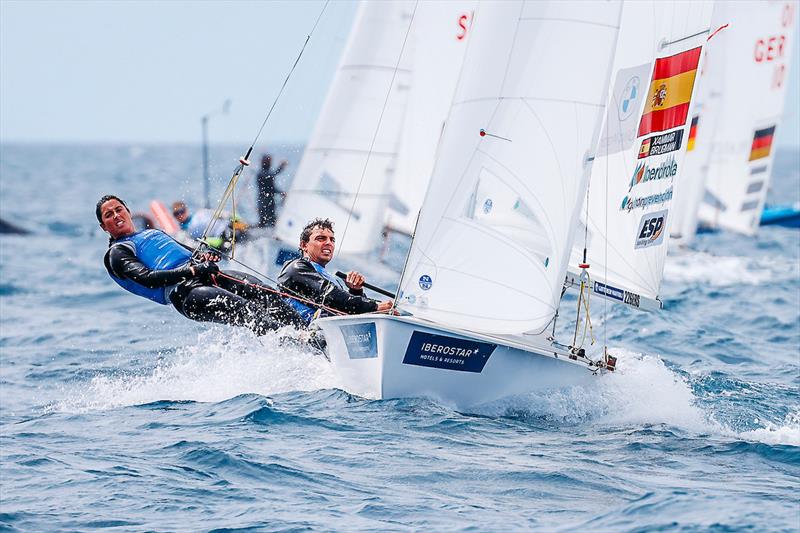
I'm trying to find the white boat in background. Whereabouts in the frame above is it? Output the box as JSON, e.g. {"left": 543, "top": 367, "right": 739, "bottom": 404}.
{"left": 273, "top": 0, "right": 413, "bottom": 261}
{"left": 316, "top": 0, "right": 627, "bottom": 408}
{"left": 250, "top": 1, "right": 473, "bottom": 280}
{"left": 384, "top": 2, "right": 475, "bottom": 238}
{"left": 691, "top": 1, "right": 797, "bottom": 236}
{"left": 568, "top": 0, "right": 713, "bottom": 310}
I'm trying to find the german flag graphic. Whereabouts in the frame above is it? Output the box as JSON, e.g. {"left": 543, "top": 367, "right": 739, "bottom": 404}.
{"left": 748, "top": 126, "right": 775, "bottom": 161}
{"left": 638, "top": 47, "right": 702, "bottom": 137}
{"left": 687, "top": 115, "right": 699, "bottom": 152}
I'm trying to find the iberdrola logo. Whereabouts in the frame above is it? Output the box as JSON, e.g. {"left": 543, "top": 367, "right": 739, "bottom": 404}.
{"left": 629, "top": 162, "right": 646, "bottom": 191}
{"left": 628, "top": 156, "right": 678, "bottom": 191}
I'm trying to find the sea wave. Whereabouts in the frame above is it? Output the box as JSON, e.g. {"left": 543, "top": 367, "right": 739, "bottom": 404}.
{"left": 47, "top": 328, "right": 337, "bottom": 413}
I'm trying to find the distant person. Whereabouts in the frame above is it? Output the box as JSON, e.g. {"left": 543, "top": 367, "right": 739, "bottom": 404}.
{"left": 278, "top": 218, "right": 393, "bottom": 324}
{"left": 255, "top": 154, "right": 288, "bottom": 228}
{"left": 98, "top": 195, "right": 307, "bottom": 336}
{"left": 172, "top": 201, "right": 249, "bottom": 249}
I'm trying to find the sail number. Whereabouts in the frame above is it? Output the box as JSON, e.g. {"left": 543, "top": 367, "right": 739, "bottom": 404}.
{"left": 457, "top": 13, "right": 470, "bottom": 40}
{"left": 756, "top": 3, "right": 794, "bottom": 89}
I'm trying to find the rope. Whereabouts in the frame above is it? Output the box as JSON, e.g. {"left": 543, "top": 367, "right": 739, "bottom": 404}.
{"left": 337, "top": 0, "right": 419, "bottom": 253}
{"left": 215, "top": 272, "right": 346, "bottom": 317}
{"left": 196, "top": 242, "right": 342, "bottom": 315}
{"left": 571, "top": 271, "right": 595, "bottom": 350}
{"left": 200, "top": 243, "right": 395, "bottom": 320}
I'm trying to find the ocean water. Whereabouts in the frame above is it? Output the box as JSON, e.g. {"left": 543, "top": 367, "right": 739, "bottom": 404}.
{"left": 1, "top": 144, "right": 798, "bottom": 531}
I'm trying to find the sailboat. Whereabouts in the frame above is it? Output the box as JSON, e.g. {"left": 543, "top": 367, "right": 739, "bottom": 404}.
{"left": 261, "top": 0, "right": 472, "bottom": 279}
{"left": 311, "top": 1, "right": 623, "bottom": 407}
{"left": 313, "top": 0, "right": 714, "bottom": 408}
{"left": 688, "top": 1, "right": 797, "bottom": 237}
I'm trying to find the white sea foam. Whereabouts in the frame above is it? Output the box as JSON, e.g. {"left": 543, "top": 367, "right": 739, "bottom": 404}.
{"left": 51, "top": 332, "right": 800, "bottom": 447}
{"left": 474, "top": 348, "right": 709, "bottom": 429}
{"left": 475, "top": 348, "right": 800, "bottom": 447}
{"left": 662, "top": 250, "right": 786, "bottom": 286}
{"left": 736, "top": 410, "right": 800, "bottom": 446}
{"left": 51, "top": 327, "right": 338, "bottom": 413}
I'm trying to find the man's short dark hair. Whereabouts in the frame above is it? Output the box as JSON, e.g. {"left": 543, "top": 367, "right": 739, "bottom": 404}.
{"left": 95, "top": 195, "right": 128, "bottom": 223}
{"left": 300, "top": 218, "right": 334, "bottom": 248}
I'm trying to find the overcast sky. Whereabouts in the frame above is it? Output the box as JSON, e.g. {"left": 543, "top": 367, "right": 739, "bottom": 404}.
{"left": 1, "top": 0, "right": 799, "bottom": 147}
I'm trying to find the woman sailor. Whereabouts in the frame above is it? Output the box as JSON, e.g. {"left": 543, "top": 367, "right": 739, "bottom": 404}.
{"left": 97, "top": 194, "right": 306, "bottom": 336}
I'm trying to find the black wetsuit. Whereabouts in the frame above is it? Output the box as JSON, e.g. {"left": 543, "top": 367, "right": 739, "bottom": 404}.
{"left": 255, "top": 158, "right": 286, "bottom": 228}
{"left": 105, "top": 244, "right": 305, "bottom": 334}
{"left": 278, "top": 257, "right": 378, "bottom": 322}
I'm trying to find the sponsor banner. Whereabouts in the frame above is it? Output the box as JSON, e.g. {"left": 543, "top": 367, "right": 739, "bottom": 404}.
{"left": 638, "top": 130, "right": 684, "bottom": 159}
{"left": 629, "top": 156, "right": 678, "bottom": 191}
{"left": 749, "top": 125, "right": 776, "bottom": 161}
{"left": 687, "top": 115, "right": 699, "bottom": 152}
{"left": 593, "top": 281, "right": 641, "bottom": 308}
{"left": 402, "top": 331, "right": 496, "bottom": 373}
{"left": 341, "top": 322, "right": 378, "bottom": 359}
{"left": 634, "top": 209, "right": 668, "bottom": 248}
{"left": 597, "top": 64, "right": 652, "bottom": 155}
{"left": 621, "top": 187, "right": 673, "bottom": 212}
{"left": 638, "top": 47, "right": 702, "bottom": 137}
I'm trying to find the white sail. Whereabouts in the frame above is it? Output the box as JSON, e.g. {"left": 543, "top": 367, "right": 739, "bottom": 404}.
{"left": 697, "top": 1, "right": 797, "bottom": 235}
{"left": 569, "top": 1, "right": 713, "bottom": 307}
{"left": 275, "top": 1, "right": 414, "bottom": 255}
{"left": 668, "top": 11, "right": 725, "bottom": 246}
{"left": 385, "top": 2, "right": 475, "bottom": 236}
{"left": 396, "top": 0, "right": 622, "bottom": 335}
{"left": 669, "top": 76, "right": 716, "bottom": 244}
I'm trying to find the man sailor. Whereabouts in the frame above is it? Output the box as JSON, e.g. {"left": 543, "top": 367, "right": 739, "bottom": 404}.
{"left": 278, "top": 218, "right": 394, "bottom": 324}
{"left": 97, "top": 195, "right": 304, "bottom": 335}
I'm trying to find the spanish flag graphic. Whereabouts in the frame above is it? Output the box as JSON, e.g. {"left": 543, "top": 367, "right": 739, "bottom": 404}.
{"left": 687, "top": 115, "right": 699, "bottom": 152}
{"left": 748, "top": 126, "right": 775, "bottom": 161}
{"left": 638, "top": 47, "right": 702, "bottom": 137}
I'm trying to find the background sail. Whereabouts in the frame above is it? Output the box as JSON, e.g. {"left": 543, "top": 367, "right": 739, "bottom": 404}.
{"left": 570, "top": 0, "right": 713, "bottom": 305}
{"left": 697, "top": 1, "right": 797, "bottom": 235}
{"left": 668, "top": 42, "right": 720, "bottom": 246}
{"left": 397, "top": 0, "right": 621, "bottom": 335}
{"left": 275, "top": 1, "right": 414, "bottom": 255}
{"left": 384, "top": 1, "right": 475, "bottom": 236}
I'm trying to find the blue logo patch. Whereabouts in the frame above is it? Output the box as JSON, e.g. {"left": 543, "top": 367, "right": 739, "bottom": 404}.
{"left": 341, "top": 322, "right": 377, "bottom": 359}
{"left": 483, "top": 198, "right": 493, "bottom": 214}
{"left": 419, "top": 275, "right": 432, "bottom": 291}
{"left": 402, "top": 331, "right": 496, "bottom": 373}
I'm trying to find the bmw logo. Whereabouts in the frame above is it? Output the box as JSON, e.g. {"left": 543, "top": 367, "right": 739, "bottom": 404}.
{"left": 619, "top": 76, "right": 640, "bottom": 121}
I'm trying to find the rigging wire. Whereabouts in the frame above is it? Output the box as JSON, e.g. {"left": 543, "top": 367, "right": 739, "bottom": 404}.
{"left": 200, "top": 242, "right": 348, "bottom": 317}
{"left": 194, "top": 0, "right": 331, "bottom": 257}
{"left": 602, "top": 28, "right": 611, "bottom": 363}
{"left": 336, "top": 0, "right": 419, "bottom": 255}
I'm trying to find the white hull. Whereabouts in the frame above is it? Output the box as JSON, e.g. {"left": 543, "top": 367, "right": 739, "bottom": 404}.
{"left": 315, "top": 314, "right": 603, "bottom": 408}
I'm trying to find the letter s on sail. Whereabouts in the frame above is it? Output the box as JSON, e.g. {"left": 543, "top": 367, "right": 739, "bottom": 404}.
{"left": 457, "top": 14, "right": 469, "bottom": 41}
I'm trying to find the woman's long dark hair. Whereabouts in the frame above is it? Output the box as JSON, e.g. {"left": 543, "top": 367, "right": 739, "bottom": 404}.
{"left": 96, "top": 194, "right": 129, "bottom": 245}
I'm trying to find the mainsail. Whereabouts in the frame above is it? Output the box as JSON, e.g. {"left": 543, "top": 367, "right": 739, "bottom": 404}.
{"left": 569, "top": 0, "right": 713, "bottom": 308}
{"left": 385, "top": 2, "right": 475, "bottom": 236}
{"left": 396, "top": 0, "right": 622, "bottom": 335}
{"left": 275, "top": 1, "right": 414, "bottom": 255}
{"left": 696, "top": 1, "right": 797, "bottom": 235}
